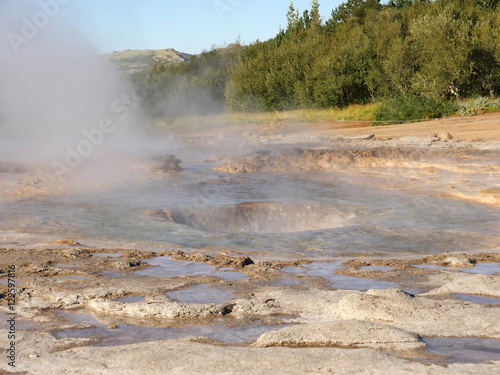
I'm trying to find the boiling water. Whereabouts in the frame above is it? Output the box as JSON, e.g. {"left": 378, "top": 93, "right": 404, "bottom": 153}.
{"left": 1, "top": 160, "right": 499, "bottom": 259}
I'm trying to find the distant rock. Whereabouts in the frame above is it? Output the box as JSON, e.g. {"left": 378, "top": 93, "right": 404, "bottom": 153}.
{"left": 150, "top": 154, "right": 183, "bottom": 173}
{"left": 102, "top": 48, "right": 191, "bottom": 74}
{"left": 440, "top": 132, "right": 453, "bottom": 140}
{"left": 441, "top": 253, "right": 474, "bottom": 267}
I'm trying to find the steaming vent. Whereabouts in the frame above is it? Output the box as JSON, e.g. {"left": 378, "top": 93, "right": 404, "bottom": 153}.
{"left": 145, "top": 202, "right": 351, "bottom": 234}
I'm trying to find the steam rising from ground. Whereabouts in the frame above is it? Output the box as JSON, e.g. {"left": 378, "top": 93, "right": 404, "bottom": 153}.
{"left": 0, "top": 1, "right": 147, "bottom": 186}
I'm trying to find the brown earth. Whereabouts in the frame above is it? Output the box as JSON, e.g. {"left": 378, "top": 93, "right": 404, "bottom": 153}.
{"left": 335, "top": 113, "right": 500, "bottom": 142}
{"left": 181, "top": 112, "right": 500, "bottom": 142}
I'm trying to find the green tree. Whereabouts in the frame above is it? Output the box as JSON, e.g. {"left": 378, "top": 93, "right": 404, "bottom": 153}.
{"left": 475, "top": 0, "right": 499, "bottom": 9}
{"left": 310, "top": 0, "right": 321, "bottom": 27}
{"left": 327, "top": 0, "right": 382, "bottom": 29}
{"left": 363, "top": 8, "right": 417, "bottom": 99}
{"left": 387, "top": 0, "right": 414, "bottom": 9}
{"left": 468, "top": 9, "right": 500, "bottom": 96}
{"left": 409, "top": 11, "right": 476, "bottom": 99}
{"left": 286, "top": 2, "right": 300, "bottom": 29}
{"left": 312, "top": 24, "right": 371, "bottom": 107}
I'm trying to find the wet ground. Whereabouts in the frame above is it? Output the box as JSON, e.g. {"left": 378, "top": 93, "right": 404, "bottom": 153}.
{"left": 1, "top": 138, "right": 500, "bottom": 260}
{"left": 1, "top": 245, "right": 500, "bottom": 363}
{"left": 1, "top": 133, "right": 500, "bottom": 373}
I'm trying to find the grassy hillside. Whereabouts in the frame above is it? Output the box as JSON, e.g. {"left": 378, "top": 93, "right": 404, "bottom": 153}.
{"left": 103, "top": 48, "right": 191, "bottom": 74}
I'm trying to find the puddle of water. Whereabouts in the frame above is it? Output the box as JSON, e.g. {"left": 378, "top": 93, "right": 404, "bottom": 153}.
{"left": 135, "top": 257, "right": 216, "bottom": 277}
{"left": 303, "top": 261, "right": 344, "bottom": 278}
{"left": 62, "top": 275, "right": 94, "bottom": 281}
{"left": 55, "top": 264, "right": 77, "bottom": 269}
{"left": 423, "top": 337, "right": 500, "bottom": 363}
{"left": 281, "top": 261, "right": 398, "bottom": 290}
{"left": 283, "top": 262, "right": 343, "bottom": 278}
{"left": 281, "top": 266, "right": 304, "bottom": 274}
{"left": 135, "top": 257, "right": 247, "bottom": 280}
{"left": 359, "top": 266, "right": 394, "bottom": 271}
{"left": 215, "top": 270, "right": 248, "bottom": 281}
{"left": 93, "top": 253, "right": 122, "bottom": 258}
{"left": 451, "top": 294, "right": 500, "bottom": 305}
{"left": 0, "top": 279, "right": 7, "bottom": 285}
{"left": 273, "top": 278, "right": 301, "bottom": 286}
{"left": 166, "top": 285, "right": 233, "bottom": 305}
{"left": 415, "top": 263, "right": 500, "bottom": 275}
{"left": 0, "top": 313, "right": 40, "bottom": 330}
{"left": 327, "top": 274, "right": 399, "bottom": 291}
{"left": 100, "top": 271, "right": 127, "bottom": 278}
{"left": 4, "top": 161, "right": 500, "bottom": 260}
{"left": 115, "top": 296, "right": 145, "bottom": 303}
{"left": 461, "top": 263, "right": 500, "bottom": 275}
{"left": 52, "top": 311, "right": 283, "bottom": 346}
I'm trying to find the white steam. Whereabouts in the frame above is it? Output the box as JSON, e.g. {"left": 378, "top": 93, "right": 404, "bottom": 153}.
{"left": 0, "top": 1, "right": 145, "bottom": 182}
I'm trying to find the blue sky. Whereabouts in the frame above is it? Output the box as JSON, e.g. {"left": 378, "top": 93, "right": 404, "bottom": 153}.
{"left": 2, "top": 0, "right": 343, "bottom": 54}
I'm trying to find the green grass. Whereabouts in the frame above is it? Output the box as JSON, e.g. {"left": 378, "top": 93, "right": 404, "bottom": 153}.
{"left": 147, "top": 98, "right": 500, "bottom": 134}
{"left": 148, "top": 103, "right": 381, "bottom": 133}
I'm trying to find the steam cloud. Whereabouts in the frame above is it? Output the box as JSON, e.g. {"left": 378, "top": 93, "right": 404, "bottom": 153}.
{"left": 0, "top": 0, "right": 144, "bottom": 181}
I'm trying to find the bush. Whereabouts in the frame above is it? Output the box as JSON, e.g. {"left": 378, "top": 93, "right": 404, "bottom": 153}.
{"left": 374, "top": 95, "right": 458, "bottom": 124}
{"left": 458, "top": 96, "right": 500, "bottom": 116}
{"left": 490, "top": 98, "right": 500, "bottom": 109}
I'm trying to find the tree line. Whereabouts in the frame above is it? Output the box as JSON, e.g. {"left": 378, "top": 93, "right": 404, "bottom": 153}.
{"left": 131, "top": 0, "right": 500, "bottom": 121}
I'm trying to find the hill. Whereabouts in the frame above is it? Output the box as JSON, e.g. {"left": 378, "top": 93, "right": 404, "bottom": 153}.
{"left": 103, "top": 48, "right": 191, "bottom": 74}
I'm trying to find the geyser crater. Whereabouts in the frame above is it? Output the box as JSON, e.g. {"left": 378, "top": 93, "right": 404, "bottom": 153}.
{"left": 145, "top": 201, "right": 352, "bottom": 234}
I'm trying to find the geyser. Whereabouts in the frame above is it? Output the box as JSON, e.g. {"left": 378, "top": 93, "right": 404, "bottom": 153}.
{"left": 145, "top": 201, "right": 351, "bottom": 234}
{"left": 0, "top": 1, "right": 145, "bottom": 185}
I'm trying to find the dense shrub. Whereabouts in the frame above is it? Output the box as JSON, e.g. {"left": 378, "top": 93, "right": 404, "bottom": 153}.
{"left": 374, "top": 95, "right": 459, "bottom": 124}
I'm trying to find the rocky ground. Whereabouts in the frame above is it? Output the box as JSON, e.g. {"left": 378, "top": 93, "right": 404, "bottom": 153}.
{"left": 1, "top": 116, "right": 500, "bottom": 374}
{"left": 1, "top": 240, "right": 500, "bottom": 374}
